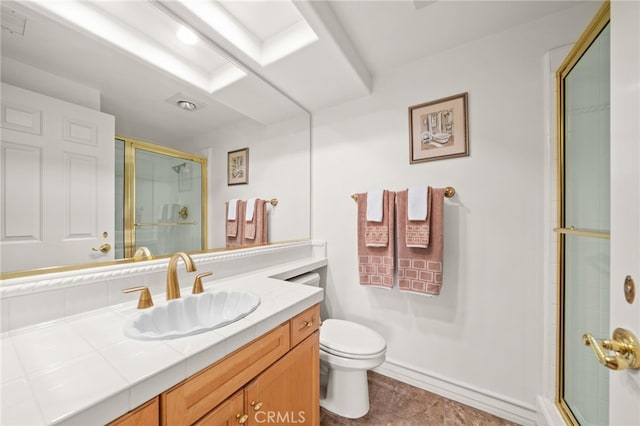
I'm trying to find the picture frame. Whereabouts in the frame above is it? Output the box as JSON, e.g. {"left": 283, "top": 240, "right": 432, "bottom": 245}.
{"left": 408, "top": 92, "right": 469, "bottom": 163}
{"left": 227, "top": 148, "right": 249, "bottom": 185}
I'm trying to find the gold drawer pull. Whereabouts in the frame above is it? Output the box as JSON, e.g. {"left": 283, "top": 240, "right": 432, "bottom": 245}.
{"left": 251, "top": 401, "right": 263, "bottom": 411}
{"left": 303, "top": 320, "right": 313, "bottom": 328}
{"left": 236, "top": 413, "right": 249, "bottom": 424}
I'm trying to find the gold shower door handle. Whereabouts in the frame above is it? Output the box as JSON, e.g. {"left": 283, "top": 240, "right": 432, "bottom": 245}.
{"left": 583, "top": 328, "right": 640, "bottom": 370}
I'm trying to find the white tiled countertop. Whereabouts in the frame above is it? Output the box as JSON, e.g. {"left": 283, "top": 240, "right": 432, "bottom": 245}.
{"left": 0, "top": 263, "right": 324, "bottom": 426}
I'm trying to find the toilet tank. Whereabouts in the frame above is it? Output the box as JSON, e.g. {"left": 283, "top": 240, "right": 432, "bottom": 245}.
{"left": 287, "top": 272, "right": 320, "bottom": 287}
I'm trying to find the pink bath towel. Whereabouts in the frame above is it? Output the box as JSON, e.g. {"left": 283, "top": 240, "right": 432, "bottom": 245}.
{"left": 396, "top": 187, "right": 445, "bottom": 295}
{"left": 225, "top": 200, "right": 246, "bottom": 248}
{"left": 357, "top": 190, "right": 395, "bottom": 288}
{"left": 243, "top": 199, "right": 267, "bottom": 245}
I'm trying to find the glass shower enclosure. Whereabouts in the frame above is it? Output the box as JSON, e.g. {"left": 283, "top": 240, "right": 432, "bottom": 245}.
{"left": 556, "top": 6, "right": 610, "bottom": 425}
{"left": 115, "top": 137, "right": 207, "bottom": 259}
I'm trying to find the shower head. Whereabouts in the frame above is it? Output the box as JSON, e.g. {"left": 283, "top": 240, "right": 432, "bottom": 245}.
{"left": 172, "top": 163, "right": 186, "bottom": 174}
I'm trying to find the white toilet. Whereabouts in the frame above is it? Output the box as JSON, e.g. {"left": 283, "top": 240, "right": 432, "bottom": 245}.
{"left": 289, "top": 273, "right": 387, "bottom": 419}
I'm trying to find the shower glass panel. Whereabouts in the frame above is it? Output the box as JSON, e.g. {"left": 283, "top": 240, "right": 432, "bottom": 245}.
{"left": 114, "top": 137, "right": 207, "bottom": 259}
{"left": 559, "top": 20, "right": 610, "bottom": 426}
{"left": 134, "top": 149, "right": 203, "bottom": 256}
{"left": 115, "top": 139, "right": 125, "bottom": 259}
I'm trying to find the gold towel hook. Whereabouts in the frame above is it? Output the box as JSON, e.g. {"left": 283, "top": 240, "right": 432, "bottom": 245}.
{"left": 444, "top": 187, "right": 456, "bottom": 198}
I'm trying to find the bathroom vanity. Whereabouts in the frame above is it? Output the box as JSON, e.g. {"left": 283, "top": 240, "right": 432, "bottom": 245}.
{"left": 0, "top": 241, "right": 326, "bottom": 425}
{"left": 112, "top": 305, "right": 320, "bottom": 426}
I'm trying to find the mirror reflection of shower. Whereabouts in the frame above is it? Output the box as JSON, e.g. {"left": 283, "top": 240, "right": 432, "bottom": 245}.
{"left": 174, "top": 162, "right": 192, "bottom": 192}
{"left": 115, "top": 137, "right": 207, "bottom": 259}
{"left": 172, "top": 162, "right": 187, "bottom": 174}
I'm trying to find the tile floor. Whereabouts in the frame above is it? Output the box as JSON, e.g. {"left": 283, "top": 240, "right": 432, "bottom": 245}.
{"left": 319, "top": 372, "right": 519, "bottom": 426}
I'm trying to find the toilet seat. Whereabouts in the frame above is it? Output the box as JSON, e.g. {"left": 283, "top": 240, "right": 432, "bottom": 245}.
{"left": 320, "top": 319, "right": 386, "bottom": 359}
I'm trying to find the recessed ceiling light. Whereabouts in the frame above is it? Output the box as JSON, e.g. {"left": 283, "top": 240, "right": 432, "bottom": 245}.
{"left": 176, "top": 25, "right": 198, "bottom": 45}
{"left": 177, "top": 100, "right": 198, "bottom": 111}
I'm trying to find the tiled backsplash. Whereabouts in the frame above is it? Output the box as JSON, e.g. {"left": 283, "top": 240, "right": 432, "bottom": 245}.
{"left": 1, "top": 240, "right": 325, "bottom": 333}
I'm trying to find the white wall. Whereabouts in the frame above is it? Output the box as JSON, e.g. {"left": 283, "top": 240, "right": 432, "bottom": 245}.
{"left": 187, "top": 115, "right": 311, "bottom": 249}
{"left": 311, "top": 3, "right": 599, "bottom": 423}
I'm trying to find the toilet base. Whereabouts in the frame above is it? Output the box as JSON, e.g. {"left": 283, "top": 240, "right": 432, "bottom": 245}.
{"left": 319, "top": 364, "right": 370, "bottom": 419}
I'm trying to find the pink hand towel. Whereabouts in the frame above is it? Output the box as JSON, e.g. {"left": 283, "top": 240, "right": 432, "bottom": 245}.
{"left": 406, "top": 186, "right": 431, "bottom": 248}
{"left": 357, "top": 190, "right": 395, "bottom": 288}
{"left": 243, "top": 199, "right": 267, "bottom": 245}
{"left": 396, "top": 187, "right": 445, "bottom": 295}
{"left": 225, "top": 200, "right": 239, "bottom": 237}
{"left": 225, "top": 200, "right": 246, "bottom": 248}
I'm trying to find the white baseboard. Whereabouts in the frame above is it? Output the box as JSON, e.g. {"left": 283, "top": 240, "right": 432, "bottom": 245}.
{"left": 536, "top": 396, "right": 566, "bottom": 426}
{"left": 374, "top": 360, "right": 540, "bottom": 426}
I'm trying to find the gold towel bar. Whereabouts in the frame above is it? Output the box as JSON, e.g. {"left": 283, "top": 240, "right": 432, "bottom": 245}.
{"left": 553, "top": 227, "right": 610, "bottom": 240}
{"left": 351, "top": 186, "right": 456, "bottom": 201}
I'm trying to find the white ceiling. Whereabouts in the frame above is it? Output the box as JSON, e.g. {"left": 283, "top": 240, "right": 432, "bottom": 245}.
{"left": 329, "top": 1, "right": 587, "bottom": 74}
{"left": 0, "top": 0, "right": 587, "bottom": 149}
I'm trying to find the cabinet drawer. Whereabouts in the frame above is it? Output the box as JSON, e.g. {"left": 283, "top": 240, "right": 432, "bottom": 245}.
{"left": 162, "top": 323, "right": 290, "bottom": 426}
{"left": 290, "top": 304, "right": 320, "bottom": 348}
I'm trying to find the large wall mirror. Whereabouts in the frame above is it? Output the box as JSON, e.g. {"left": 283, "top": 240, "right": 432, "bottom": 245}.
{"left": 0, "top": 1, "right": 311, "bottom": 278}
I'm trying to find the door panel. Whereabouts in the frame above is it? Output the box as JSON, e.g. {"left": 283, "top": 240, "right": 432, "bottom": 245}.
{"left": 609, "top": 1, "right": 640, "bottom": 424}
{"left": 244, "top": 331, "right": 319, "bottom": 426}
{"left": 0, "top": 83, "right": 114, "bottom": 272}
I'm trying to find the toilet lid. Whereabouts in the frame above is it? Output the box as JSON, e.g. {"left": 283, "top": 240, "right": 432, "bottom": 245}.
{"left": 320, "top": 319, "right": 386, "bottom": 356}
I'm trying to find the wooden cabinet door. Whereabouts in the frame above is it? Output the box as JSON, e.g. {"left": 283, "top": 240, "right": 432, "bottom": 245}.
{"left": 245, "top": 331, "right": 319, "bottom": 426}
{"left": 194, "top": 391, "right": 245, "bottom": 426}
{"left": 162, "top": 324, "right": 289, "bottom": 426}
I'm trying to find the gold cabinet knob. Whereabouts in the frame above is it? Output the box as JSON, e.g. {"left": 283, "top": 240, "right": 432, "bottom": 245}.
{"left": 236, "top": 414, "right": 249, "bottom": 424}
{"left": 92, "top": 243, "right": 111, "bottom": 253}
{"left": 583, "top": 328, "right": 640, "bottom": 370}
{"left": 303, "top": 320, "right": 313, "bottom": 328}
{"left": 251, "top": 401, "right": 263, "bottom": 411}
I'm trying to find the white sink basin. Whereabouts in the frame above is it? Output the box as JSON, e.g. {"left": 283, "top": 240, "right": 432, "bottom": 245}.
{"left": 124, "top": 290, "right": 260, "bottom": 340}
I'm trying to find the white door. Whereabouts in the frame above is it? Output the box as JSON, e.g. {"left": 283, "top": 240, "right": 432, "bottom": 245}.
{"left": 609, "top": 1, "right": 640, "bottom": 424}
{"left": 1, "top": 83, "right": 115, "bottom": 273}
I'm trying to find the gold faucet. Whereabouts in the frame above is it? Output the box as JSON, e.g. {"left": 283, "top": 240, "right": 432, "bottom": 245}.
{"left": 166, "top": 252, "right": 196, "bottom": 300}
{"left": 133, "top": 246, "right": 152, "bottom": 259}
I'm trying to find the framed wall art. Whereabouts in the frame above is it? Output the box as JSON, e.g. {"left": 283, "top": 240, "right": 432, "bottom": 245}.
{"left": 227, "top": 148, "right": 249, "bottom": 185}
{"left": 408, "top": 92, "right": 469, "bottom": 163}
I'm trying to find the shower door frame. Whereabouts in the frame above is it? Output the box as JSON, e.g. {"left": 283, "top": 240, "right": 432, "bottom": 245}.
{"left": 119, "top": 136, "right": 208, "bottom": 259}
{"left": 555, "top": 3, "right": 610, "bottom": 424}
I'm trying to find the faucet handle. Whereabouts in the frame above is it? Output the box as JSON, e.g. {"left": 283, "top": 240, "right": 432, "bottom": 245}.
{"left": 192, "top": 272, "right": 213, "bottom": 294}
{"left": 122, "top": 286, "right": 154, "bottom": 309}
